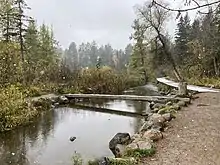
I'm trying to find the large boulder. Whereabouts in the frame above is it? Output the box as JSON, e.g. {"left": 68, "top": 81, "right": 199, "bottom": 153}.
{"left": 109, "top": 133, "right": 131, "bottom": 157}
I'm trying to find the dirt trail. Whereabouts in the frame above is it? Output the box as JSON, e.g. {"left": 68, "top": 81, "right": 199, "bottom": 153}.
{"left": 143, "top": 93, "right": 220, "bottom": 165}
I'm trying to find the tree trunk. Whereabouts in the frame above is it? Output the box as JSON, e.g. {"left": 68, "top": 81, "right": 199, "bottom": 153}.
{"left": 178, "top": 82, "right": 188, "bottom": 96}
{"left": 213, "top": 57, "right": 219, "bottom": 76}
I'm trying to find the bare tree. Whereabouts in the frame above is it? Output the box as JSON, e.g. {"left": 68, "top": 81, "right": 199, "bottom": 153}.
{"left": 136, "top": 1, "right": 183, "bottom": 81}
{"left": 152, "top": 0, "right": 220, "bottom": 14}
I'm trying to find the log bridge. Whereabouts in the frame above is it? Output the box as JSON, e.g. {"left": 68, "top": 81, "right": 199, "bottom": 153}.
{"left": 65, "top": 94, "right": 190, "bottom": 103}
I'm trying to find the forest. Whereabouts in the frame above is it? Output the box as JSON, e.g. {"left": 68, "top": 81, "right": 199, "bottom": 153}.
{"left": 0, "top": 0, "right": 220, "bottom": 133}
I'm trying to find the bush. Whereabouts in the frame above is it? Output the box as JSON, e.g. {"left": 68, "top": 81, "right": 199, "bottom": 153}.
{"left": 77, "top": 67, "right": 142, "bottom": 94}
{"left": 0, "top": 85, "right": 38, "bottom": 132}
{"left": 188, "top": 77, "right": 220, "bottom": 88}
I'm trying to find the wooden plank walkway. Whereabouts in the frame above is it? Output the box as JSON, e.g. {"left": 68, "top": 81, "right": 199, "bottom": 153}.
{"left": 157, "top": 77, "right": 220, "bottom": 93}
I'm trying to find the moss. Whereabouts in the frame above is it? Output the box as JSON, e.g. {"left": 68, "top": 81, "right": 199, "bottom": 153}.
{"left": 158, "top": 104, "right": 180, "bottom": 115}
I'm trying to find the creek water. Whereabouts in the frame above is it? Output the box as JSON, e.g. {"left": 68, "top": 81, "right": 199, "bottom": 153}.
{"left": 0, "top": 84, "right": 159, "bottom": 165}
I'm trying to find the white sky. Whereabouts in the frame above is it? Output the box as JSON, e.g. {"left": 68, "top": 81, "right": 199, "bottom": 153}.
{"left": 26, "top": 0, "right": 201, "bottom": 49}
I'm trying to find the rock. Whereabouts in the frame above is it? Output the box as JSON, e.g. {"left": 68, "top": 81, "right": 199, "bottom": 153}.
{"left": 137, "top": 140, "right": 153, "bottom": 150}
{"left": 70, "top": 136, "right": 76, "bottom": 142}
{"left": 162, "top": 113, "right": 175, "bottom": 121}
{"left": 131, "top": 134, "right": 141, "bottom": 141}
{"left": 58, "top": 96, "right": 69, "bottom": 104}
{"left": 177, "top": 101, "right": 186, "bottom": 107}
{"left": 139, "top": 121, "right": 153, "bottom": 132}
{"left": 166, "top": 101, "right": 173, "bottom": 106}
{"left": 109, "top": 133, "right": 131, "bottom": 157}
{"left": 148, "top": 114, "right": 166, "bottom": 124}
{"left": 88, "top": 157, "right": 110, "bottom": 165}
{"left": 158, "top": 108, "right": 167, "bottom": 115}
{"left": 115, "top": 144, "right": 126, "bottom": 158}
{"left": 151, "top": 108, "right": 159, "bottom": 113}
{"left": 172, "top": 104, "right": 181, "bottom": 111}
{"left": 109, "top": 158, "right": 137, "bottom": 165}
{"left": 148, "top": 113, "right": 166, "bottom": 131}
{"left": 152, "top": 103, "right": 165, "bottom": 110}
{"left": 143, "top": 129, "right": 163, "bottom": 141}
{"left": 126, "top": 143, "right": 139, "bottom": 150}
{"left": 149, "top": 102, "right": 155, "bottom": 110}
{"left": 151, "top": 122, "right": 165, "bottom": 132}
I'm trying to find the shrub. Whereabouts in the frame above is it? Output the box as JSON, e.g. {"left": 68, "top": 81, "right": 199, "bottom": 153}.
{"left": 0, "top": 85, "right": 38, "bottom": 132}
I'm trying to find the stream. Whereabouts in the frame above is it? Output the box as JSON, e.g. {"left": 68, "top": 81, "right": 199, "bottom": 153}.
{"left": 0, "top": 84, "right": 159, "bottom": 165}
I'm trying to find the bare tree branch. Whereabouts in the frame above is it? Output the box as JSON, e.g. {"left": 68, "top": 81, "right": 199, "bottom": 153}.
{"left": 152, "top": 0, "right": 220, "bottom": 12}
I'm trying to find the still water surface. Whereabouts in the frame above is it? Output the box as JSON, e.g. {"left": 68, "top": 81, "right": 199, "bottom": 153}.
{"left": 0, "top": 85, "right": 158, "bottom": 165}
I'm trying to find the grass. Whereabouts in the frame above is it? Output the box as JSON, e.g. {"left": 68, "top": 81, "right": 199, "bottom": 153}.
{"left": 124, "top": 148, "right": 156, "bottom": 158}
{"left": 187, "top": 77, "right": 220, "bottom": 88}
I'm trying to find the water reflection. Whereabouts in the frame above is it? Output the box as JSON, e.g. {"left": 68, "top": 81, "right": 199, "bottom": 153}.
{"left": 0, "top": 85, "right": 159, "bottom": 165}
{"left": 0, "top": 103, "right": 141, "bottom": 165}
{"left": 0, "top": 110, "right": 58, "bottom": 165}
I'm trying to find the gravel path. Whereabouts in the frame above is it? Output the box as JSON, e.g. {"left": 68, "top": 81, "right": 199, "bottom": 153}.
{"left": 142, "top": 93, "right": 220, "bottom": 165}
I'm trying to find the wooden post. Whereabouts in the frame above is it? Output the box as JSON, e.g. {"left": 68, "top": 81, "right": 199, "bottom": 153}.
{"left": 178, "top": 82, "right": 188, "bottom": 96}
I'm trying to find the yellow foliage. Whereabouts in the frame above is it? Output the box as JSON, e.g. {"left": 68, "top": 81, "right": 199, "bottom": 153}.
{"left": 0, "top": 85, "right": 38, "bottom": 132}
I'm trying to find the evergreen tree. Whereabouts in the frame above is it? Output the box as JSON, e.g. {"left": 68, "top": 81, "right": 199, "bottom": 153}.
{"left": 174, "top": 13, "right": 191, "bottom": 66}
{"left": 130, "top": 19, "right": 148, "bottom": 83}
{"left": 64, "top": 42, "right": 78, "bottom": 71}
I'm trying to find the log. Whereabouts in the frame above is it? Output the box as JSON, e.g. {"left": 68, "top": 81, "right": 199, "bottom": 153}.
{"left": 65, "top": 94, "right": 190, "bottom": 103}
{"left": 73, "top": 104, "right": 144, "bottom": 117}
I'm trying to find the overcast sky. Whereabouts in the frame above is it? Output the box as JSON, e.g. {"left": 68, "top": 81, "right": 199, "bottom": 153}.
{"left": 26, "top": 0, "right": 198, "bottom": 49}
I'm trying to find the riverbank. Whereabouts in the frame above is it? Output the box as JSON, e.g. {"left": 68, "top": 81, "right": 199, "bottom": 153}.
{"left": 141, "top": 92, "right": 220, "bottom": 165}
{"left": 87, "top": 92, "right": 192, "bottom": 164}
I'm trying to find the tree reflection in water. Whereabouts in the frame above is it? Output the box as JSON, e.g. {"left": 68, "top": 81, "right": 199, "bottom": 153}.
{"left": 0, "top": 110, "right": 58, "bottom": 165}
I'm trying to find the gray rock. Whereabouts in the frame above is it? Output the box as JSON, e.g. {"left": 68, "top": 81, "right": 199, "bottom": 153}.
{"left": 89, "top": 157, "right": 110, "bottom": 165}
{"left": 148, "top": 114, "right": 166, "bottom": 124}
{"left": 70, "top": 136, "right": 76, "bottom": 142}
{"left": 139, "top": 121, "right": 153, "bottom": 132}
{"left": 143, "top": 129, "right": 163, "bottom": 141}
{"left": 131, "top": 134, "right": 141, "bottom": 141}
{"left": 58, "top": 96, "right": 69, "bottom": 104}
{"left": 151, "top": 108, "right": 159, "bottom": 113}
{"left": 109, "top": 133, "right": 131, "bottom": 157}
{"left": 137, "top": 140, "right": 153, "bottom": 150}
{"left": 162, "top": 113, "right": 175, "bottom": 121}
{"left": 126, "top": 143, "right": 139, "bottom": 150}
{"left": 115, "top": 144, "right": 126, "bottom": 158}
{"left": 177, "top": 101, "right": 186, "bottom": 107}
{"left": 166, "top": 101, "right": 173, "bottom": 106}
